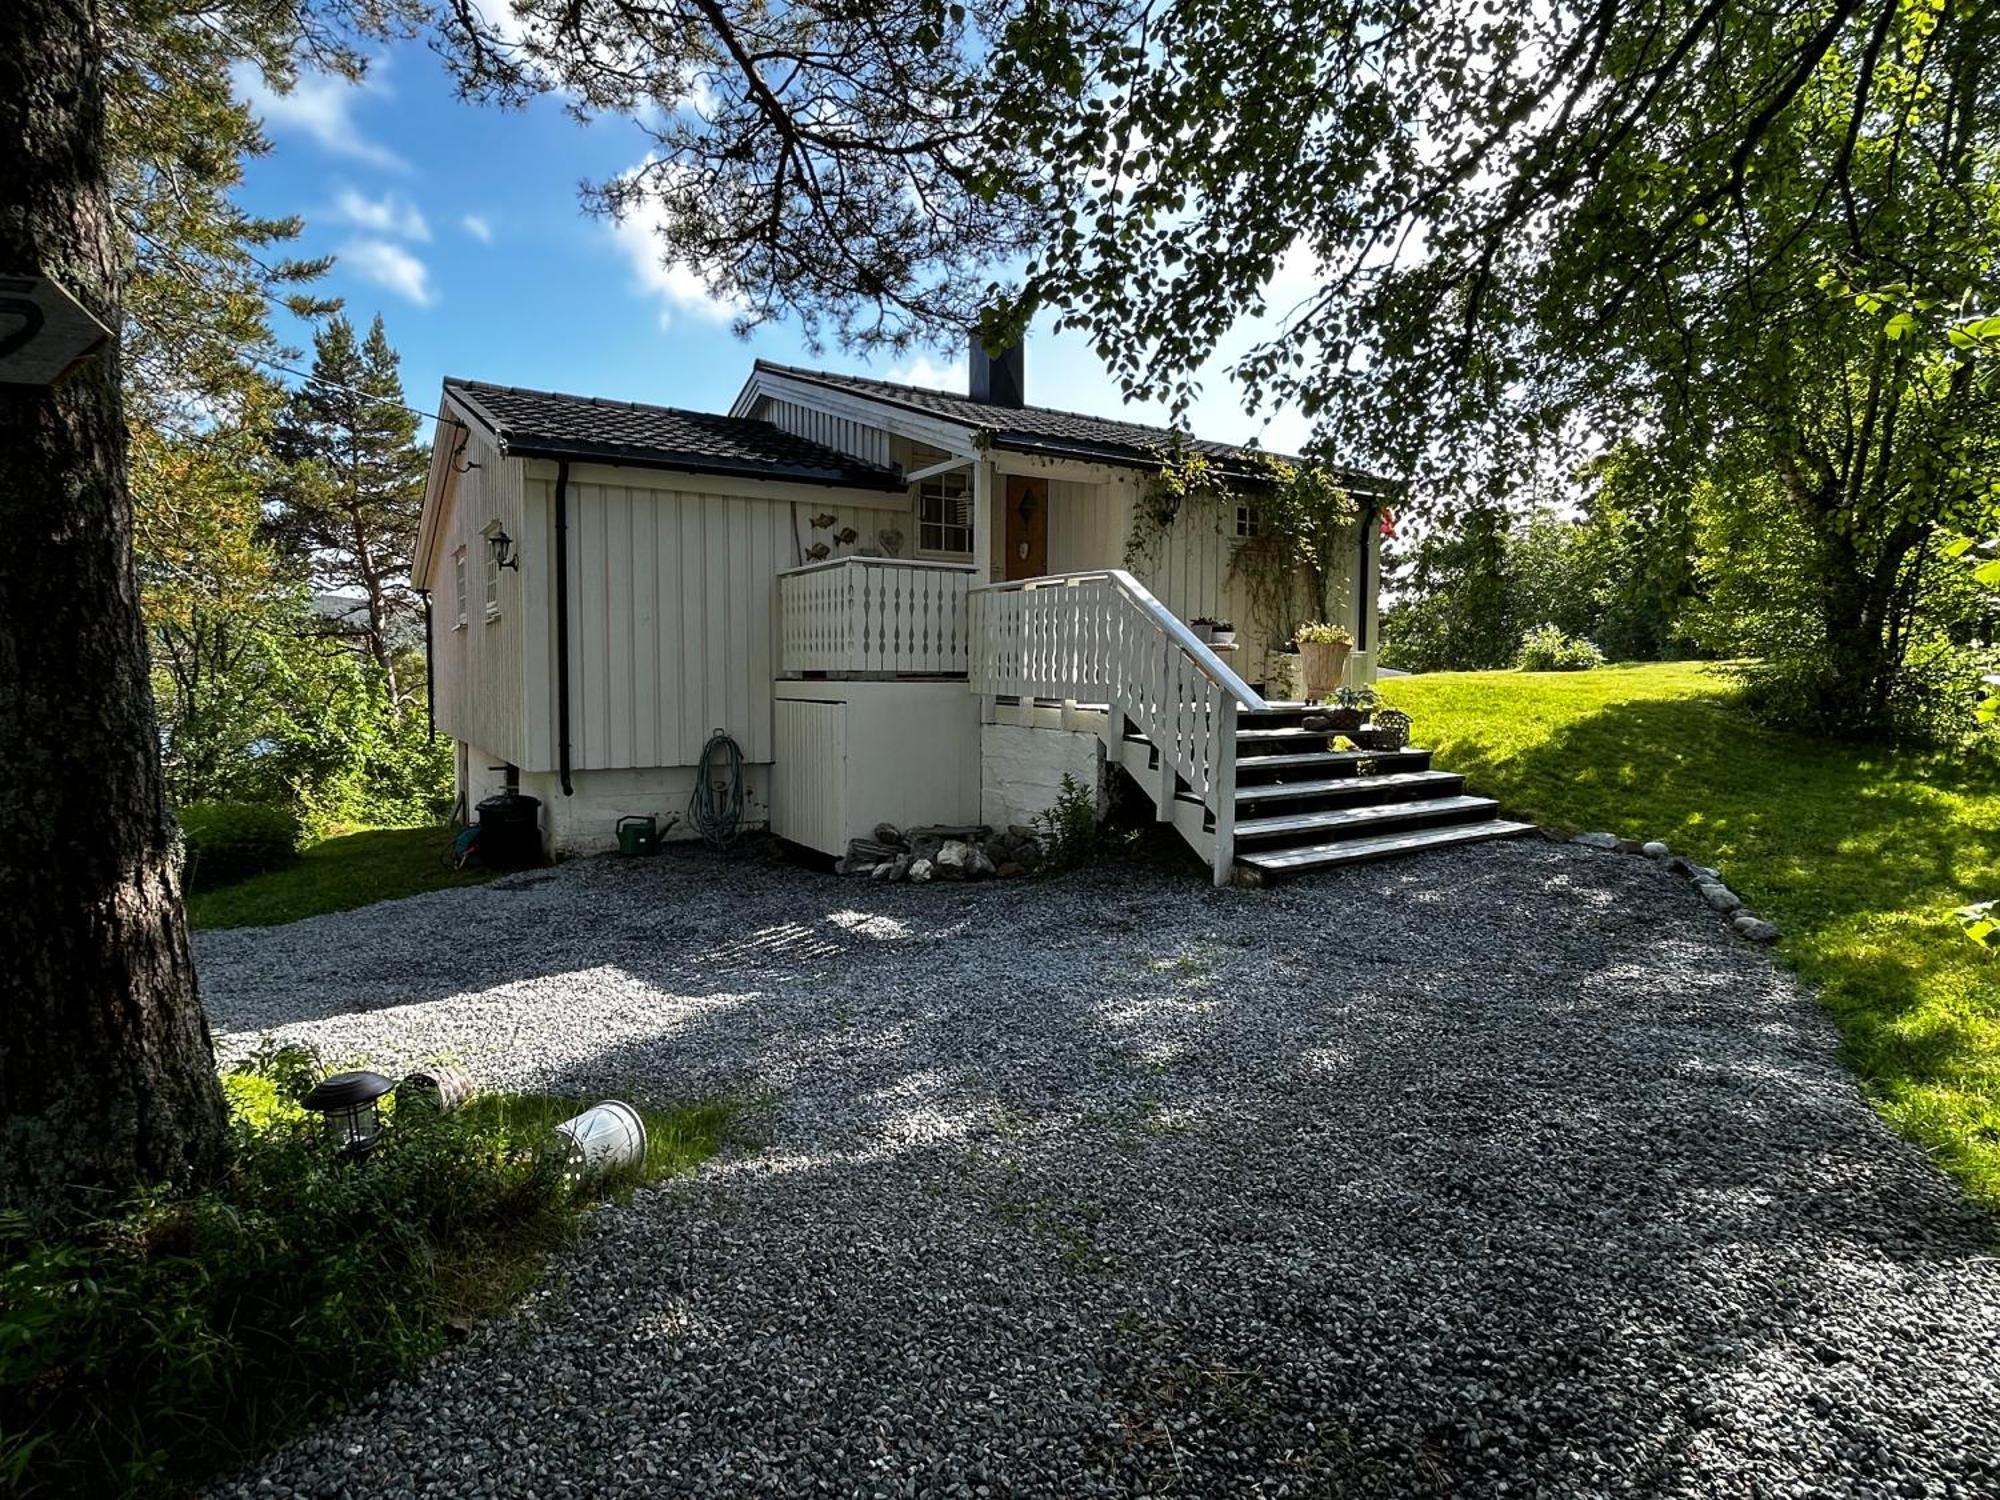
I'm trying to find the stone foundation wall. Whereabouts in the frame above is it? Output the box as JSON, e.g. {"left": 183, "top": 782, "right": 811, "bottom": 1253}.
{"left": 980, "top": 722, "right": 1105, "bottom": 831}
{"left": 518, "top": 764, "right": 773, "bottom": 857}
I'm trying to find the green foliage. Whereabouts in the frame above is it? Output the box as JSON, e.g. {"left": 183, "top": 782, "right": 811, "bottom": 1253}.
{"left": 266, "top": 314, "right": 430, "bottom": 713}
{"left": 1379, "top": 662, "right": 2000, "bottom": 1206}
{"left": 1385, "top": 451, "right": 1698, "bottom": 674}
{"left": 177, "top": 801, "right": 301, "bottom": 890}
{"left": 1959, "top": 902, "right": 1999, "bottom": 950}
{"left": 1127, "top": 448, "right": 1365, "bottom": 659}
{"left": 186, "top": 826, "right": 493, "bottom": 930}
{"left": 1380, "top": 507, "right": 1516, "bottom": 672}
{"left": 1515, "top": 625, "right": 1605, "bottom": 673}
{"left": 991, "top": 0, "right": 2000, "bottom": 736}
{"left": 1034, "top": 772, "right": 1102, "bottom": 872}
{"left": 1686, "top": 461, "right": 1997, "bottom": 744}
{"left": 0, "top": 1045, "right": 735, "bottom": 1498}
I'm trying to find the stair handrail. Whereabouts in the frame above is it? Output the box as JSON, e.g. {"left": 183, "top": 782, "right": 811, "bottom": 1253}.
{"left": 969, "top": 568, "right": 1269, "bottom": 711}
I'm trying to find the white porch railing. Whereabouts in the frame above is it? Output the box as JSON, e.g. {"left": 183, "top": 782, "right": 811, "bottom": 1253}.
{"left": 778, "top": 556, "right": 975, "bottom": 676}
{"left": 970, "top": 569, "right": 1268, "bottom": 885}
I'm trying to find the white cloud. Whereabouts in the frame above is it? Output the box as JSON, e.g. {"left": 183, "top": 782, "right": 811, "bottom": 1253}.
{"left": 607, "top": 171, "right": 740, "bottom": 328}
{"left": 233, "top": 62, "right": 407, "bottom": 172}
{"left": 338, "top": 238, "right": 436, "bottom": 306}
{"left": 334, "top": 188, "right": 429, "bottom": 241}
{"left": 885, "top": 353, "right": 964, "bottom": 392}
{"left": 461, "top": 214, "right": 494, "bottom": 243}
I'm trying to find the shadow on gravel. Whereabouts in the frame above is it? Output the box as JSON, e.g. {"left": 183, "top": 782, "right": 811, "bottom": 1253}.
{"left": 522, "top": 848, "right": 2000, "bottom": 1497}
{"left": 203, "top": 838, "right": 2000, "bottom": 1498}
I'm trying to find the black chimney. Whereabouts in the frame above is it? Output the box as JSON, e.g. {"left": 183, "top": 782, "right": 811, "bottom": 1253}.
{"left": 969, "top": 335, "right": 1024, "bottom": 408}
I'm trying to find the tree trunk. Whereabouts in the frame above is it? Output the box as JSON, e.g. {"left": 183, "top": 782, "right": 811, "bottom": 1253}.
{"left": 0, "top": 0, "right": 229, "bottom": 1218}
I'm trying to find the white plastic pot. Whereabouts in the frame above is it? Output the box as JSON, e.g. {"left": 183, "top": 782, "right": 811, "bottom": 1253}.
{"left": 551, "top": 1100, "right": 648, "bottom": 1185}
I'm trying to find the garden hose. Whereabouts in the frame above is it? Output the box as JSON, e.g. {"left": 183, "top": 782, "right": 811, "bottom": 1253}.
{"left": 687, "top": 728, "right": 745, "bottom": 848}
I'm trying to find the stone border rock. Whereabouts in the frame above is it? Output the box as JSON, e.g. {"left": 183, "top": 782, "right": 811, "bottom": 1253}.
{"left": 1568, "top": 831, "right": 1780, "bottom": 944}
{"left": 834, "top": 822, "right": 1043, "bottom": 883}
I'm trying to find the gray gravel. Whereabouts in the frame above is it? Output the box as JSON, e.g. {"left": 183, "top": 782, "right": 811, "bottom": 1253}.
{"left": 199, "top": 838, "right": 2000, "bottom": 1499}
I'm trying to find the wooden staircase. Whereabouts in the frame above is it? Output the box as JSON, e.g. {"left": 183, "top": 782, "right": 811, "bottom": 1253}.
{"left": 969, "top": 566, "right": 1531, "bottom": 887}
{"left": 1122, "top": 701, "right": 1532, "bottom": 880}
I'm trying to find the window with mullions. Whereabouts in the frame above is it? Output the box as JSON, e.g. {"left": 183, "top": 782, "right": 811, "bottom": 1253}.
{"left": 918, "top": 469, "right": 973, "bottom": 555}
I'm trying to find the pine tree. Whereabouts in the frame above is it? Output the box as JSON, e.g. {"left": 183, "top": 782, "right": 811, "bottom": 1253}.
{"left": 0, "top": 0, "right": 231, "bottom": 1218}
{"left": 267, "top": 314, "right": 429, "bottom": 710}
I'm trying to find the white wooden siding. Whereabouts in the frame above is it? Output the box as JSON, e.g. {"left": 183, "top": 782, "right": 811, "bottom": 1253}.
{"left": 425, "top": 418, "right": 527, "bottom": 767}
{"left": 757, "top": 397, "right": 892, "bottom": 468}
{"left": 771, "top": 698, "right": 846, "bottom": 853}
{"left": 562, "top": 478, "right": 790, "bottom": 768}
{"left": 1046, "top": 476, "right": 1122, "bottom": 574}
{"left": 1017, "top": 465, "right": 1365, "bottom": 685}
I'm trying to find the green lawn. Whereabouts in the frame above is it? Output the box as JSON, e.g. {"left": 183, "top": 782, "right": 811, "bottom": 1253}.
{"left": 1380, "top": 661, "right": 2000, "bottom": 1205}
{"left": 187, "top": 825, "right": 494, "bottom": 930}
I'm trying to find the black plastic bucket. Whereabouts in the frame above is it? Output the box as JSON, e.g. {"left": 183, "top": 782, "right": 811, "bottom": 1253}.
{"left": 475, "top": 792, "right": 543, "bottom": 868}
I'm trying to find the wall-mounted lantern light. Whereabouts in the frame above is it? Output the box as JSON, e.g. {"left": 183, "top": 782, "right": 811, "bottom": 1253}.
{"left": 301, "top": 1069, "right": 396, "bottom": 1156}
{"left": 488, "top": 528, "right": 520, "bottom": 571}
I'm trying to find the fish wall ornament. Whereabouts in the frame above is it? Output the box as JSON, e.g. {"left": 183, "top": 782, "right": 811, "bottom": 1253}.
{"left": 810, "top": 512, "right": 839, "bottom": 530}
{"left": 805, "top": 540, "right": 831, "bottom": 560}
{"left": 835, "top": 526, "right": 858, "bottom": 544}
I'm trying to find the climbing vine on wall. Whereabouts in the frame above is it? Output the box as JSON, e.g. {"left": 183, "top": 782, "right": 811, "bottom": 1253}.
{"left": 1127, "top": 446, "right": 1363, "bottom": 652}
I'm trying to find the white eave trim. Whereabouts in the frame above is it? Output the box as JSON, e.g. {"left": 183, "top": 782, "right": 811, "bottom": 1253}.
{"left": 731, "top": 368, "right": 982, "bottom": 459}
{"left": 413, "top": 390, "right": 486, "bottom": 588}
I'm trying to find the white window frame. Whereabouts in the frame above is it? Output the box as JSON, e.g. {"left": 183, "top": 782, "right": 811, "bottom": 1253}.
{"left": 915, "top": 468, "right": 974, "bottom": 559}
{"left": 479, "top": 521, "right": 502, "bottom": 621}
{"left": 1235, "top": 503, "right": 1261, "bottom": 539}
{"left": 452, "top": 546, "right": 469, "bottom": 629}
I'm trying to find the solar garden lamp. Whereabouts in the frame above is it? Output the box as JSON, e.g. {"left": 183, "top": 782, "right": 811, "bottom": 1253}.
{"left": 301, "top": 1069, "right": 396, "bottom": 1156}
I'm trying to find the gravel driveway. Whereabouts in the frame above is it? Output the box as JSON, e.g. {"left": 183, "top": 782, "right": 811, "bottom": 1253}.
{"left": 199, "top": 838, "right": 2000, "bottom": 1499}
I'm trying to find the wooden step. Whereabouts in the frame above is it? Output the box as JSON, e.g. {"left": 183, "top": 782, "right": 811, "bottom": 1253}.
{"left": 1236, "top": 724, "right": 1338, "bottom": 742}
{"left": 1234, "top": 795, "right": 1498, "bottom": 842}
{"left": 1233, "top": 748, "right": 1431, "bottom": 776}
{"left": 1235, "top": 770, "right": 1463, "bottom": 806}
{"left": 1238, "top": 820, "right": 1538, "bottom": 874}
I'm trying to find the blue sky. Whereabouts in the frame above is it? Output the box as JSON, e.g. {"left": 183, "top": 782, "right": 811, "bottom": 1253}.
{"left": 233, "top": 39, "right": 1319, "bottom": 455}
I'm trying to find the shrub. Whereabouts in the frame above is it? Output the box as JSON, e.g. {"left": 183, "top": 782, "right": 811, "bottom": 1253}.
{"left": 178, "top": 801, "right": 301, "bottom": 889}
{"left": 1515, "top": 624, "right": 1606, "bottom": 672}
{"left": 1034, "top": 771, "right": 1101, "bottom": 871}
{"left": 0, "top": 1043, "right": 734, "bottom": 1497}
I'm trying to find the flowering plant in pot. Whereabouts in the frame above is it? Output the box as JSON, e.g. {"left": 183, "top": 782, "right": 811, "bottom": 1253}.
{"left": 1295, "top": 621, "right": 1354, "bottom": 698}
{"left": 1210, "top": 618, "right": 1237, "bottom": 646}
{"left": 1188, "top": 615, "right": 1218, "bottom": 643}
{"left": 1323, "top": 684, "right": 1376, "bottom": 731}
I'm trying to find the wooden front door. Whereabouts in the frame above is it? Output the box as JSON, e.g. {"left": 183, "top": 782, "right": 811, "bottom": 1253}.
{"left": 1004, "top": 475, "right": 1049, "bottom": 580}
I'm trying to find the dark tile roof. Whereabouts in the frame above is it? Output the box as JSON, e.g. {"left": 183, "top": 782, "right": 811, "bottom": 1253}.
{"left": 754, "top": 360, "right": 1396, "bottom": 493}
{"left": 443, "top": 377, "right": 905, "bottom": 491}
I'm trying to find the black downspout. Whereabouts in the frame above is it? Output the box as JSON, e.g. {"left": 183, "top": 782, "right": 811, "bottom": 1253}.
{"left": 554, "top": 460, "right": 574, "bottom": 796}
{"left": 417, "top": 587, "right": 435, "bottom": 741}
{"left": 1356, "top": 506, "right": 1373, "bottom": 653}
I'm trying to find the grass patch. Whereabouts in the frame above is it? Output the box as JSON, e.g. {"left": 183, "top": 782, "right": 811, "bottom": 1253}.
{"left": 0, "top": 1045, "right": 736, "bottom": 1497}
{"left": 1380, "top": 661, "right": 2000, "bottom": 1204}
{"left": 187, "top": 826, "right": 494, "bottom": 930}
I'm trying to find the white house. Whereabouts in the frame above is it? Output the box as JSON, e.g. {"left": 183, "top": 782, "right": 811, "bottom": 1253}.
{"left": 412, "top": 344, "right": 1529, "bottom": 883}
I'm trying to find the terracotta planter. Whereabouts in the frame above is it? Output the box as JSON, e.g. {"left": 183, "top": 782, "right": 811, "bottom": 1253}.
{"left": 1299, "top": 639, "right": 1352, "bottom": 699}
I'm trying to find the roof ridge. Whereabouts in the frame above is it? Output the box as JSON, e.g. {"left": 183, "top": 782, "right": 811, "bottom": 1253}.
{"left": 758, "top": 358, "right": 1225, "bottom": 441}
{"left": 752, "top": 359, "right": 1312, "bottom": 467}
{"left": 448, "top": 374, "right": 765, "bottom": 429}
